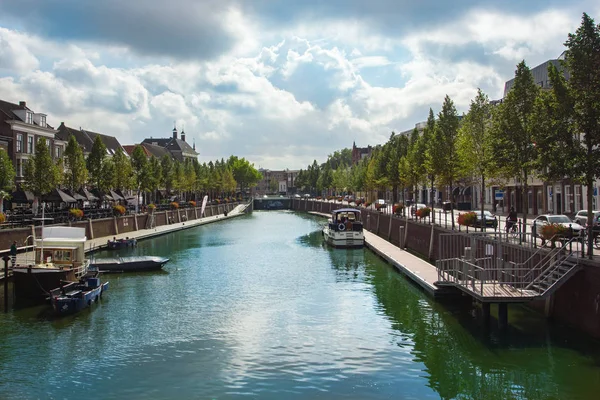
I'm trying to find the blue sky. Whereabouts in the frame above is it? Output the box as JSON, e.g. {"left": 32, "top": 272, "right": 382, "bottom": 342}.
{"left": 0, "top": 0, "right": 598, "bottom": 169}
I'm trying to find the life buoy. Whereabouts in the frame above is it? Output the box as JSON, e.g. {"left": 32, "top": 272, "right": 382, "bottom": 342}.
{"left": 338, "top": 223, "right": 346, "bottom": 231}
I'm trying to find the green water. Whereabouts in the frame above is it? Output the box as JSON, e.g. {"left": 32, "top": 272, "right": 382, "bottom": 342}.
{"left": 1, "top": 211, "right": 599, "bottom": 399}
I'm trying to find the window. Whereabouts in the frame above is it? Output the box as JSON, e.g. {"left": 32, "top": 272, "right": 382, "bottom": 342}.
{"left": 565, "top": 185, "right": 571, "bottom": 213}
{"left": 16, "top": 159, "right": 21, "bottom": 177}
{"left": 55, "top": 145, "right": 61, "bottom": 159}
{"left": 16, "top": 133, "right": 22, "bottom": 153}
{"left": 41, "top": 115, "right": 46, "bottom": 127}
{"left": 575, "top": 186, "right": 581, "bottom": 212}
{"left": 25, "top": 111, "right": 33, "bottom": 124}
{"left": 27, "top": 135, "right": 34, "bottom": 154}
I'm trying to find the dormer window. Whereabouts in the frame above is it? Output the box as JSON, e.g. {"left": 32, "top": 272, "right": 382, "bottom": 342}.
{"left": 41, "top": 115, "right": 46, "bottom": 127}
{"left": 25, "top": 111, "right": 33, "bottom": 124}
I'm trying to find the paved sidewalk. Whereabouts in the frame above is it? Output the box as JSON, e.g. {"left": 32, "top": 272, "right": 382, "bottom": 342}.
{"left": 3, "top": 203, "right": 249, "bottom": 276}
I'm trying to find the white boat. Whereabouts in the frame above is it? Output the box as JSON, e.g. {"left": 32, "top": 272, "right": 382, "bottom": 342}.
{"left": 12, "top": 226, "right": 90, "bottom": 303}
{"left": 322, "top": 208, "right": 364, "bottom": 248}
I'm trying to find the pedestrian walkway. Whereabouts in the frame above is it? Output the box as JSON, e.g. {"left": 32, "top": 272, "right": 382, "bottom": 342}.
{"left": 308, "top": 210, "right": 444, "bottom": 296}
{"left": 2, "top": 203, "right": 250, "bottom": 278}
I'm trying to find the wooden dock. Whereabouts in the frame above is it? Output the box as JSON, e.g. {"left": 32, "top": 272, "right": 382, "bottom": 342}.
{"left": 1, "top": 203, "right": 249, "bottom": 279}
{"left": 308, "top": 211, "right": 447, "bottom": 296}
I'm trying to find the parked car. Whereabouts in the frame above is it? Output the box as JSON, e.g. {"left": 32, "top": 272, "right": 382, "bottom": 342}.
{"left": 573, "top": 210, "right": 600, "bottom": 227}
{"left": 409, "top": 203, "right": 427, "bottom": 216}
{"left": 532, "top": 214, "right": 585, "bottom": 238}
{"left": 472, "top": 210, "right": 498, "bottom": 228}
{"left": 376, "top": 199, "right": 386, "bottom": 205}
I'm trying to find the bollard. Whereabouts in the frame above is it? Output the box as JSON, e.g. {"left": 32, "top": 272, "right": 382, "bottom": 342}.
{"left": 569, "top": 224, "right": 573, "bottom": 253}
{"left": 532, "top": 220, "right": 537, "bottom": 248}
{"left": 3, "top": 255, "right": 9, "bottom": 312}
{"left": 518, "top": 219, "right": 523, "bottom": 245}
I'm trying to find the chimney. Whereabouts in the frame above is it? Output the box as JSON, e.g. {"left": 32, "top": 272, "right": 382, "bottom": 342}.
{"left": 172, "top": 124, "right": 177, "bottom": 139}
{"left": 19, "top": 101, "right": 26, "bottom": 108}
{"left": 181, "top": 129, "right": 185, "bottom": 142}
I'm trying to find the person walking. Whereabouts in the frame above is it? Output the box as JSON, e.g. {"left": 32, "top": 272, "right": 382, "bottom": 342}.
{"left": 9, "top": 240, "right": 17, "bottom": 267}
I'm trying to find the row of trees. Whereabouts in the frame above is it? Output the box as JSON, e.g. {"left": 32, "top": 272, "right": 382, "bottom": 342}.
{"left": 0, "top": 134, "right": 263, "bottom": 210}
{"left": 294, "top": 13, "right": 600, "bottom": 255}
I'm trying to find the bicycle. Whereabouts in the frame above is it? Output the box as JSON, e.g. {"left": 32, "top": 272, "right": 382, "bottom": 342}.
{"left": 506, "top": 220, "right": 519, "bottom": 239}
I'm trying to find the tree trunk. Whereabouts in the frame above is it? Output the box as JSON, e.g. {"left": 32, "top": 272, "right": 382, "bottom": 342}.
{"left": 523, "top": 172, "right": 529, "bottom": 238}
{"left": 480, "top": 174, "right": 486, "bottom": 232}
{"left": 392, "top": 184, "right": 398, "bottom": 205}
{"left": 449, "top": 183, "right": 455, "bottom": 230}
{"left": 430, "top": 176, "right": 435, "bottom": 225}
{"left": 587, "top": 176, "right": 594, "bottom": 259}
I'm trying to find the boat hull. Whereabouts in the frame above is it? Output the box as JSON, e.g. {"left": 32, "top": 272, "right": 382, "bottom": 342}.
{"left": 12, "top": 268, "right": 76, "bottom": 305}
{"left": 323, "top": 228, "right": 364, "bottom": 248}
{"left": 51, "top": 281, "right": 109, "bottom": 315}
{"left": 107, "top": 239, "right": 137, "bottom": 250}
{"left": 90, "top": 256, "right": 169, "bottom": 273}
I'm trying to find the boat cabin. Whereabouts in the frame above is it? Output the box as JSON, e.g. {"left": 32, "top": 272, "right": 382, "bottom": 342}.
{"left": 33, "top": 227, "right": 87, "bottom": 270}
{"left": 329, "top": 208, "right": 363, "bottom": 232}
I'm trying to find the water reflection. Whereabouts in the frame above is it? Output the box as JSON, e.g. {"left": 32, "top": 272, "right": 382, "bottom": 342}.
{"left": 0, "top": 211, "right": 599, "bottom": 399}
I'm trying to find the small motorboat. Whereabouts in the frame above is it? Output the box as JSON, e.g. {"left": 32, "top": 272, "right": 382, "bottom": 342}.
{"left": 107, "top": 237, "right": 137, "bottom": 249}
{"left": 90, "top": 256, "right": 170, "bottom": 273}
{"left": 49, "top": 273, "right": 109, "bottom": 315}
{"left": 322, "top": 208, "right": 364, "bottom": 248}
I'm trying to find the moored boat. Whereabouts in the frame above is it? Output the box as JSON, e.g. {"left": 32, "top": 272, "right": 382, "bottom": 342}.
{"left": 90, "top": 256, "right": 170, "bottom": 273}
{"left": 322, "top": 208, "right": 364, "bottom": 248}
{"left": 12, "top": 226, "right": 90, "bottom": 304}
{"left": 49, "top": 273, "right": 109, "bottom": 315}
{"left": 107, "top": 237, "right": 137, "bottom": 249}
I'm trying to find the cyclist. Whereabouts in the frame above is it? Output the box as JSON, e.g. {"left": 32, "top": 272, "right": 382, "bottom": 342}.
{"left": 506, "top": 207, "right": 518, "bottom": 233}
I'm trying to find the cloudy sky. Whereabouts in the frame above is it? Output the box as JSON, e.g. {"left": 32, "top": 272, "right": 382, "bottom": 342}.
{"left": 0, "top": 1, "right": 597, "bottom": 169}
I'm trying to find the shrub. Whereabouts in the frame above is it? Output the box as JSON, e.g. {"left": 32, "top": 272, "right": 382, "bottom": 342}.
{"left": 416, "top": 207, "right": 431, "bottom": 219}
{"left": 69, "top": 208, "right": 84, "bottom": 218}
{"left": 113, "top": 205, "right": 126, "bottom": 216}
{"left": 170, "top": 201, "right": 179, "bottom": 209}
{"left": 540, "top": 223, "right": 568, "bottom": 240}
{"left": 147, "top": 203, "right": 156, "bottom": 210}
{"left": 458, "top": 212, "right": 477, "bottom": 227}
{"left": 393, "top": 203, "right": 404, "bottom": 215}
{"left": 188, "top": 200, "right": 196, "bottom": 207}
{"left": 0, "top": 212, "right": 5, "bottom": 223}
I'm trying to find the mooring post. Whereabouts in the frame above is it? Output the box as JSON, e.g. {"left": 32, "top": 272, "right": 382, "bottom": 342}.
{"left": 3, "top": 255, "right": 9, "bottom": 312}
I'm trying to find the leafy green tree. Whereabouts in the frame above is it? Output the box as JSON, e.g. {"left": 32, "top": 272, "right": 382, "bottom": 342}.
{"left": 318, "top": 162, "right": 334, "bottom": 195}
{"left": 63, "top": 135, "right": 88, "bottom": 192}
{"left": 435, "top": 95, "right": 460, "bottom": 229}
{"left": 131, "top": 145, "right": 150, "bottom": 210}
{"left": 269, "top": 177, "right": 278, "bottom": 194}
{"left": 228, "top": 156, "right": 262, "bottom": 195}
{"left": 0, "top": 148, "right": 15, "bottom": 212}
{"left": 172, "top": 161, "right": 185, "bottom": 197}
{"left": 147, "top": 156, "right": 163, "bottom": 204}
{"left": 547, "top": 13, "right": 600, "bottom": 256}
{"left": 402, "top": 127, "right": 424, "bottom": 203}
{"left": 295, "top": 169, "right": 307, "bottom": 193}
{"left": 350, "top": 158, "right": 367, "bottom": 195}
{"left": 457, "top": 89, "right": 494, "bottom": 231}
{"left": 332, "top": 166, "right": 350, "bottom": 195}
{"left": 98, "top": 158, "right": 115, "bottom": 192}
{"left": 86, "top": 135, "right": 107, "bottom": 189}
{"left": 491, "top": 61, "right": 540, "bottom": 232}
{"left": 308, "top": 160, "right": 320, "bottom": 195}
{"left": 112, "top": 148, "right": 133, "bottom": 191}
{"left": 386, "top": 132, "right": 409, "bottom": 204}
{"left": 161, "top": 155, "right": 174, "bottom": 195}
{"left": 22, "top": 138, "right": 60, "bottom": 209}
{"left": 424, "top": 108, "right": 440, "bottom": 223}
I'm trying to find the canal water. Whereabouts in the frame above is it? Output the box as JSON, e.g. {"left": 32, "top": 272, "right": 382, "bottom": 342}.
{"left": 1, "top": 211, "right": 600, "bottom": 399}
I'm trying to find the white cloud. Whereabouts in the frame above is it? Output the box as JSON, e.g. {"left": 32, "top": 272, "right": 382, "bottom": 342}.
{"left": 0, "top": 5, "right": 593, "bottom": 169}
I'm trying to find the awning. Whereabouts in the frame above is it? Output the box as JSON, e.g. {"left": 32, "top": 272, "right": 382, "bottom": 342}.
{"left": 110, "top": 190, "right": 124, "bottom": 201}
{"left": 42, "top": 188, "right": 77, "bottom": 203}
{"left": 452, "top": 187, "right": 473, "bottom": 196}
{"left": 79, "top": 188, "right": 99, "bottom": 201}
{"left": 10, "top": 189, "right": 35, "bottom": 203}
{"left": 64, "top": 189, "right": 86, "bottom": 201}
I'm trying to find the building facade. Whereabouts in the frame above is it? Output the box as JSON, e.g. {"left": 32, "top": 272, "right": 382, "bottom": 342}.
{"left": 0, "top": 99, "right": 63, "bottom": 186}
{"left": 141, "top": 126, "right": 198, "bottom": 162}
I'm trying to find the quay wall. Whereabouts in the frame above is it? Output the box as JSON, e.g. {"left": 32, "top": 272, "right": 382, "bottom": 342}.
{"left": 0, "top": 203, "right": 236, "bottom": 252}
{"left": 291, "top": 199, "right": 600, "bottom": 339}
